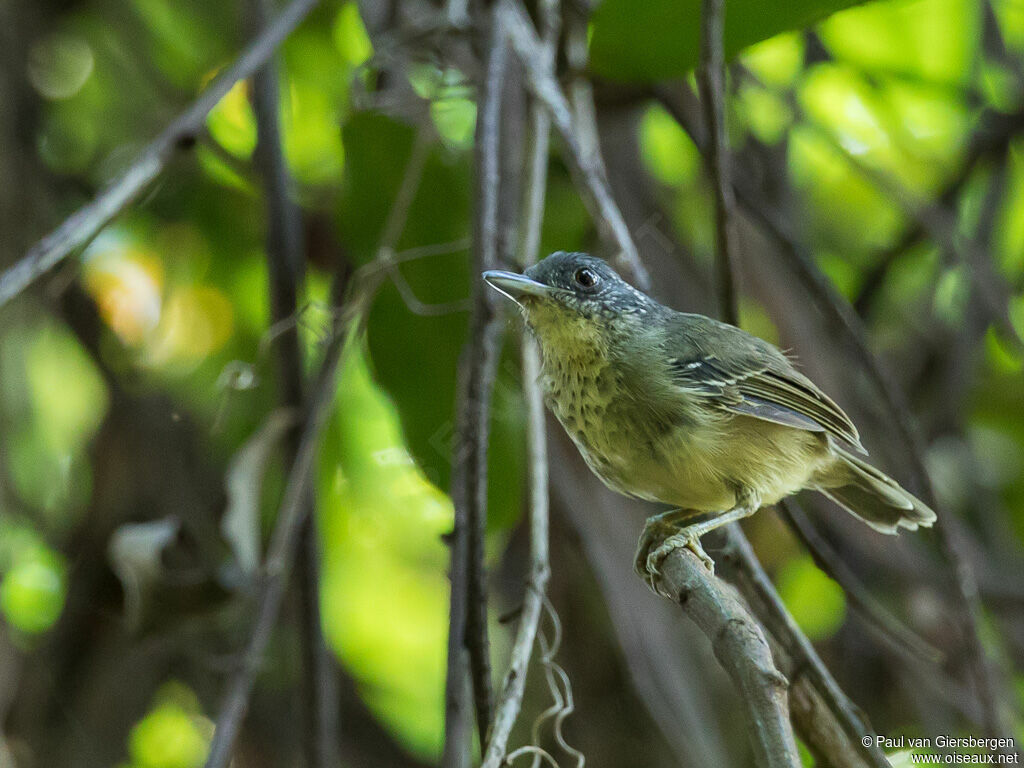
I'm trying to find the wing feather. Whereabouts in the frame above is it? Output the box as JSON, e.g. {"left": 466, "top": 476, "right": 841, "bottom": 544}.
{"left": 665, "top": 316, "right": 864, "bottom": 452}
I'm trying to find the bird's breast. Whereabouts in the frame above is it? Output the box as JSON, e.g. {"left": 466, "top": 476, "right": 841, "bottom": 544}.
{"left": 542, "top": 353, "right": 678, "bottom": 499}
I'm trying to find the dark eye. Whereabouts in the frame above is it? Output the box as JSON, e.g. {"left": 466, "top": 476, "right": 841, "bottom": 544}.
{"left": 573, "top": 268, "right": 598, "bottom": 289}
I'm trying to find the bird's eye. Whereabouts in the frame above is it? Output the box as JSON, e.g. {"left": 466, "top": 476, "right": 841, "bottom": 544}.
{"left": 573, "top": 268, "right": 598, "bottom": 289}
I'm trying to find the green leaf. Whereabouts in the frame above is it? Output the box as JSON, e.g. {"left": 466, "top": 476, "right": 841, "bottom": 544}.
{"left": 0, "top": 547, "right": 66, "bottom": 635}
{"left": 589, "top": 0, "right": 864, "bottom": 82}
{"left": 340, "top": 112, "right": 523, "bottom": 525}
{"left": 776, "top": 555, "right": 846, "bottom": 640}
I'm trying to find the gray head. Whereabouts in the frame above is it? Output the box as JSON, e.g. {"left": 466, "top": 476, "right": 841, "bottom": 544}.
{"left": 483, "top": 252, "right": 653, "bottom": 322}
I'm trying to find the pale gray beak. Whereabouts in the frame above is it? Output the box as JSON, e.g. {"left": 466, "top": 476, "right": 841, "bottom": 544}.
{"left": 482, "top": 270, "right": 554, "bottom": 299}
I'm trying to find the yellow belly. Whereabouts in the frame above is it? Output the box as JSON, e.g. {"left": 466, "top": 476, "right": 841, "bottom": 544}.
{"left": 566, "top": 410, "right": 830, "bottom": 513}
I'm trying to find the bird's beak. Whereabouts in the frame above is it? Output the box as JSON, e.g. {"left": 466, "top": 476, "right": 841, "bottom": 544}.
{"left": 482, "top": 270, "right": 553, "bottom": 299}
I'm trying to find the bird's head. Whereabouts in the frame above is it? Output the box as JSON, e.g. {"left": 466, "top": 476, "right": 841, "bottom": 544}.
{"left": 483, "top": 252, "right": 654, "bottom": 354}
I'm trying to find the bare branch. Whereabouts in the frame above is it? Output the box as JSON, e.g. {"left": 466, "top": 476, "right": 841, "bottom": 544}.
{"left": 248, "top": 0, "right": 338, "bottom": 764}
{"left": 0, "top": 0, "right": 319, "bottom": 310}
{"left": 497, "top": 0, "right": 650, "bottom": 289}
{"left": 652, "top": 548, "right": 801, "bottom": 768}
{"left": 720, "top": 529, "right": 892, "bottom": 768}
{"left": 444, "top": 11, "right": 508, "bottom": 763}
{"left": 479, "top": 2, "right": 558, "bottom": 765}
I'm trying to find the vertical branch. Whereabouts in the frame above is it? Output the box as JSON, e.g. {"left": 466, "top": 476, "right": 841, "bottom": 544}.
{"left": 479, "top": 3, "right": 559, "bottom": 766}
{"left": 248, "top": 0, "right": 338, "bottom": 765}
{"left": 443, "top": 12, "right": 508, "bottom": 764}
{"left": 697, "top": 0, "right": 740, "bottom": 326}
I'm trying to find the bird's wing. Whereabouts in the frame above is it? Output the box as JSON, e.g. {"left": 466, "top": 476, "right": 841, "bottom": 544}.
{"left": 665, "top": 314, "right": 865, "bottom": 452}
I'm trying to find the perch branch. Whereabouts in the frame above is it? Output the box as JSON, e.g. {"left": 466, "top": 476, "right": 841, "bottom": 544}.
{"left": 248, "top": 0, "right": 338, "bottom": 764}
{"left": 497, "top": 0, "right": 649, "bottom": 289}
{"left": 0, "top": 0, "right": 318, "bottom": 310}
{"left": 479, "top": 2, "right": 558, "bottom": 766}
{"left": 653, "top": 548, "right": 801, "bottom": 767}
{"left": 720, "top": 530, "right": 891, "bottom": 768}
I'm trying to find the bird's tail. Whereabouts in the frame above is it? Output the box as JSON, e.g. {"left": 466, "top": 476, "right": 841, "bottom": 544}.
{"left": 815, "top": 447, "right": 936, "bottom": 534}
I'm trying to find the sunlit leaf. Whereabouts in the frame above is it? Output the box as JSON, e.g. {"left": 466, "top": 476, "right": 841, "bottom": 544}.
{"left": 333, "top": 3, "right": 373, "bottom": 67}
{"left": 128, "top": 698, "right": 209, "bottom": 768}
{"left": 819, "top": 0, "right": 976, "bottom": 85}
{"left": 742, "top": 32, "right": 805, "bottom": 88}
{"left": 205, "top": 79, "right": 256, "bottom": 159}
{"left": 0, "top": 547, "right": 66, "bottom": 634}
{"left": 640, "top": 104, "right": 701, "bottom": 185}
{"left": 776, "top": 555, "right": 846, "bottom": 639}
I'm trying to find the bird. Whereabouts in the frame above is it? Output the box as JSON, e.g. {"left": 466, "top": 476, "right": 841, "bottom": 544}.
{"left": 483, "top": 251, "right": 935, "bottom": 584}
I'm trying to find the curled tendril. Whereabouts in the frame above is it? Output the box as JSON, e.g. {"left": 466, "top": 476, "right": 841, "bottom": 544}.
{"left": 522, "top": 597, "right": 584, "bottom": 768}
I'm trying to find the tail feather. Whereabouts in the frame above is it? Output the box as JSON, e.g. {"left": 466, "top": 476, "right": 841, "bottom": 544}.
{"left": 816, "top": 447, "right": 936, "bottom": 534}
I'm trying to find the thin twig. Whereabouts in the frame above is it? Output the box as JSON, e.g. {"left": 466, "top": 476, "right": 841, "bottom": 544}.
{"left": 444, "top": 11, "right": 508, "bottom": 763}
{"left": 653, "top": 548, "right": 801, "bottom": 767}
{"left": 779, "top": 501, "right": 943, "bottom": 666}
{"left": 0, "top": 0, "right": 319, "bottom": 310}
{"left": 479, "top": 3, "right": 558, "bottom": 765}
{"left": 697, "top": 0, "right": 739, "bottom": 326}
{"left": 497, "top": 0, "right": 649, "bottom": 290}
{"left": 248, "top": 0, "right": 338, "bottom": 764}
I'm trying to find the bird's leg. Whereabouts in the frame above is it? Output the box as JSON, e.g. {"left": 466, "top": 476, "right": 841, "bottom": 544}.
{"left": 641, "top": 492, "right": 760, "bottom": 592}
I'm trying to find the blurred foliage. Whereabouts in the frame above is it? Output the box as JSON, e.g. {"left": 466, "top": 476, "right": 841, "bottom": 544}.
{"left": 590, "top": 0, "right": 863, "bottom": 81}
{"left": 124, "top": 682, "right": 213, "bottom": 768}
{"left": 2, "top": 0, "right": 1024, "bottom": 764}
{"left": 776, "top": 555, "right": 847, "bottom": 640}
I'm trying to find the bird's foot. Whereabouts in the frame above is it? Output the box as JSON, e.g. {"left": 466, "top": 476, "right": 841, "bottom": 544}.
{"left": 647, "top": 531, "right": 716, "bottom": 582}
{"left": 635, "top": 516, "right": 716, "bottom": 594}
{"left": 633, "top": 516, "right": 683, "bottom": 584}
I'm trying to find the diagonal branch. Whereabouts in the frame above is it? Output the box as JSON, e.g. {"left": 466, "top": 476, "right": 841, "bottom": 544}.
{"left": 779, "top": 500, "right": 943, "bottom": 666}
{"left": 479, "top": 2, "right": 558, "bottom": 766}
{"left": 497, "top": 0, "right": 649, "bottom": 290}
{"left": 0, "top": 0, "right": 319, "bottom": 310}
{"left": 655, "top": 547, "right": 801, "bottom": 767}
